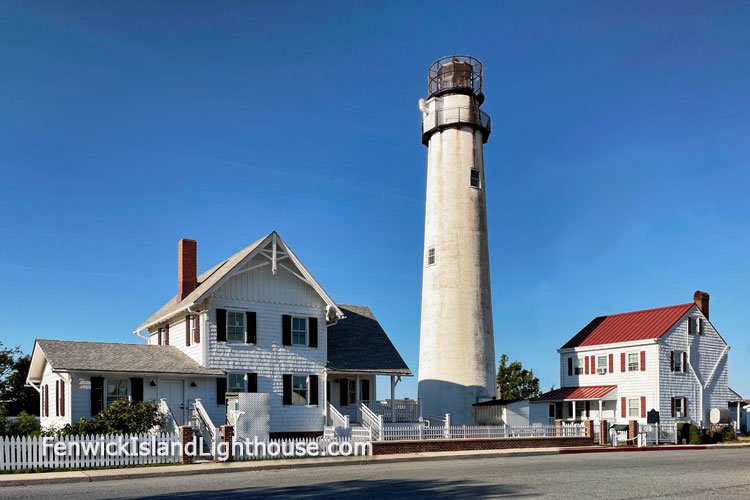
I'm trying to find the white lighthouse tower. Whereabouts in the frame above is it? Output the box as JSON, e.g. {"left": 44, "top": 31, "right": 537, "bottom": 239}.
{"left": 417, "top": 56, "right": 496, "bottom": 425}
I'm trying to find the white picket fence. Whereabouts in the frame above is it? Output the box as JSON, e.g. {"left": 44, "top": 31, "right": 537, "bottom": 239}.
{"left": 233, "top": 436, "right": 372, "bottom": 460}
{"left": 380, "top": 423, "right": 586, "bottom": 441}
{"left": 0, "top": 433, "right": 180, "bottom": 471}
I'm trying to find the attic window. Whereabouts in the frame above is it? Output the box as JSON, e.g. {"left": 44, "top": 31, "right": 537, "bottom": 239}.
{"left": 427, "top": 247, "right": 436, "bottom": 266}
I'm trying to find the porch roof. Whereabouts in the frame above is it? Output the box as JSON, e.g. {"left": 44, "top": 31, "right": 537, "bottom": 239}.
{"left": 27, "top": 339, "right": 224, "bottom": 383}
{"left": 533, "top": 385, "right": 617, "bottom": 402}
{"left": 326, "top": 305, "right": 412, "bottom": 376}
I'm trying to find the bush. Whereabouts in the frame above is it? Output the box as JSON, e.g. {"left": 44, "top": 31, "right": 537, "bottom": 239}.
{"left": 676, "top": 422, "right": 736, "bottom": 444}
{"left": 54, "top": 400, "right": 165, "bottom": 436}
{"left": 0, "top": 411, "right": 41, "bottom": 437}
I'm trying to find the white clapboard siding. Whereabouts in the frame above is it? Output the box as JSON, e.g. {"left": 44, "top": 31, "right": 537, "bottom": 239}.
{"left": 0, "top": 433, "right": 179, "bottom": 471}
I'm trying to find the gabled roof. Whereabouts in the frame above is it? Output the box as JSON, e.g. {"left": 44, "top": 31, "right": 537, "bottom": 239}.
{"left": 533, "top": 385, "right": 617, "bottom": 401}
{"left": 27, "top": 340, "right": 224, "bottom": 384}
{"left": 135, "top": 232, "right": 343, "bottom": 333}
{"left": 326, "top": 305, "right": 412, "bottom": 375}
{"left": 561, "top": 303, "right": 695, "bottom": 349}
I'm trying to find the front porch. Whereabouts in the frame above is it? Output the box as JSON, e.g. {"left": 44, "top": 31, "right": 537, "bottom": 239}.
{"left": 534, "top": 385, "right": 618, "bottom": 424}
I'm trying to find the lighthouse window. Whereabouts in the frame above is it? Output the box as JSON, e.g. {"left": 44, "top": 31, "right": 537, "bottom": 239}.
{"left": 470, "top": 168, "right": 481, "bottom": 188}
{"left": 427, "top": 247, "right": 436, "bottom": 266}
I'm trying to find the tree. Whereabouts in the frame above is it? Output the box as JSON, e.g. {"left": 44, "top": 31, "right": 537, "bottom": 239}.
{"left": 496, "top": 354, "right": 542, "bottom": 400}
{"left": 0, "top": 343, "right": 38, "bottom": 415}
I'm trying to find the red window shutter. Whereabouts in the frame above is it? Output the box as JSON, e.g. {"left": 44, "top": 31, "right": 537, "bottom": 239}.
{"left": 591, "top": 356, "right": 596, "bottom": 372}
{"left": 194, "top": 314, "right": 201, "bottom": 343}
{"left": 55, "top": 380, "right": 60, "bottom": 417}
{"left": 61, "top": 381, "right": 65, "bottom": 417}
{"left": 682, "top": 352, "right": 687, "bottom": 372}
{"left": 671, "top": 397, "right": 675, "bottom": 417}
{"left": 670, "top": 351, "right": 674, "bottom": 371}
{"left": 44, "top": 384, "right": 49, "bottom": 417}
{"left": 621, "top": 397, "right": 626, "bottom": 418}
{"left": 164, "top": 324, "right": 169, "bottom": 345}
{"left": 640, "top": 396, "right": 646, "bottom": 418}
{"left": 621, "top": 352, "right": 626, "bottom": 372}
{"left": 186, "top": 315, "right": 191, "bottom": 346}
{"left": 585, "top": 356, "right": 589, "bottom": 375}
{"left": 608, "top": 353, "right": 613, "bottom": 373}
{"left": 158, "top": 328, "right": 162, "bottom": 345}
{"left": 640, "top": 351, "right": 646, "bottom": 371}
{"left": 698, "top": 318, "right": 703, "bottom": 334}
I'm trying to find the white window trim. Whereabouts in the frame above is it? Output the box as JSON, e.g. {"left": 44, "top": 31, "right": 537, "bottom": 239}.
{"left": 627, "top": 352, "right": 639, "bottom": 372}
{"left": 291, "top": 374, "right": 310, "bottom": 406}
{"left": 674, "top": 397, "right": 685, "bottom": 418}
{"left": 627, "top": 397, "right": 640, "bottom": 418}
{"left": 597, "top": 356, "right": 607, "bottom": 375}
{"left": 673, "top": 350, "right": 685, "bottom": 373}
{"left": 226, "top": 309, "right": 246, "bottom": 343}
{"left": 291, "top": 317, "right": 308, "bottom": 346}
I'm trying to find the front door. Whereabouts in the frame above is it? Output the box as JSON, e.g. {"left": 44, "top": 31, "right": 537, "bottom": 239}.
{"left": 159, "top": 380, "right": 185, "bottom": 425}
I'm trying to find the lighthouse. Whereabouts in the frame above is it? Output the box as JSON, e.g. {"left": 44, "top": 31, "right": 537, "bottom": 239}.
{"left": 417, "top": 56, "right": 496, "bottom": 425}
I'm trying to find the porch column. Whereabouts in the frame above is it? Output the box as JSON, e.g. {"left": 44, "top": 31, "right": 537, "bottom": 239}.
{"left": 572, "top": 401, "right": 576, "bottom": 421}
{"left": 355, "top": 375, "right": 360, "bottom": 422}
{"left": 390, "top": 375, "right": 396, "bottom": 423}
{"left": 323, "top": 371, "right": 329, "bottom": 425}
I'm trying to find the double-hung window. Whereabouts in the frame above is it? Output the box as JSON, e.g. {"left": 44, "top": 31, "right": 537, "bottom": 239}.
{"left": 106, "top": 380, "right": 128, "bottom": 407}
{"left": 292, "top": 375, "right": 308, "bottom": 404}
{"left": 628, "top": 353, "right": 639, "bottom": 372}
{"left": 227, "top": 373, "right": 245, "bottom": 393}
{"left": 628, "top": 398, "right": 640, "bottom": 418}
{"left": 597, "top": 356, "right": 607, "bottom": 374}
{"left": 470, "top": 168, "right": 481, "bottom": 188}
{"left": 292, "top": 317, "right": 307, "bottom": 345}
{"left": 574, "top": 358, "right": 584, "bottom": 375}
{"left": 674, "top": 397, "right": 684, "bottom": 417}
{"left": 674, "top": 351, "right": 684, "bottom": 372}
{"left": 227, "top": 311, "right": 245, "bottom": 342}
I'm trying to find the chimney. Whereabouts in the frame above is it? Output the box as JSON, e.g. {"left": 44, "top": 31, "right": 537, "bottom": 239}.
{"left": 178, "top": 239, "right": 197, "bottom": 301}
{"left": 693, "top": 290, "right": 709, "bottom": 319}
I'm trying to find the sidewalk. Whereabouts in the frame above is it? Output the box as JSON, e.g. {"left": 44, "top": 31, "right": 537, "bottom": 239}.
{"left": 2, "top": 443, "right": 749, "bottom": 487}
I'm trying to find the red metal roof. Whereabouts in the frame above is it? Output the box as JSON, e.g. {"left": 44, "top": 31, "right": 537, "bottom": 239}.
{"left": 534, "top": 385, "right": 617, "bottom": 401}
{"left": 561, "top": 303, "right": 694, "bottom": 349}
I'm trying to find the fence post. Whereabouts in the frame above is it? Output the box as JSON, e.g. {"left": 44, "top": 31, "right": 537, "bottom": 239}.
{"left": 584, "top": 420, "right": 593, "bottom": 439}
{"left": 179, "top": 426, "right": 194, "bottom": 464}
{"left": 555, "top": 419, "right": 563, "bottom": 437}
{"left": 444, "top": 413, "right": 451, "bottom": 439}
{"left": 628, "top": 420, "right": 638, "bottom": 445}
{"left": 220, "top": 425, "right": 234, "bottom": 462}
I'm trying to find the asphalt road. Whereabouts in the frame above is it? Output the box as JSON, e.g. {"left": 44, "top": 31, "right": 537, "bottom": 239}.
{"left": 3, "top": 449, "right": 750, "bottom": 499}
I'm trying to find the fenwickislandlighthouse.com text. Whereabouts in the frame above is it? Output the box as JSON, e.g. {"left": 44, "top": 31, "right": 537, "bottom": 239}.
{"left": 41, "top": 436, "right": 372, "bottom": 462}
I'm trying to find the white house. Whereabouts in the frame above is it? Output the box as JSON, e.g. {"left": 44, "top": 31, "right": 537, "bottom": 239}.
{"left": 527, "top": 291, "right": 740, "bottom": 428}
{"left": 26, "top": 232, "right": 412, "bottom": 437}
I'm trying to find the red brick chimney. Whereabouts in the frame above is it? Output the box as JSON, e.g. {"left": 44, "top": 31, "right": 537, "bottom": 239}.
{"left": 178, "top": 239, "right": 197, "bottom": 301}
{"left": 693, "top": 290, "right": 709, "bottom": 319}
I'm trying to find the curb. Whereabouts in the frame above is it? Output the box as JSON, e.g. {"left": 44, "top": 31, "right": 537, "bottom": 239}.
{"left": 2, "top": 443, "right": 749, "bottom": 487}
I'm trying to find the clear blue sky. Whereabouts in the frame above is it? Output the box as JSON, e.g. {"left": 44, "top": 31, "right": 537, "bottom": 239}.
{"left": 1, "top": 1, "right": 749, "bottom": 400}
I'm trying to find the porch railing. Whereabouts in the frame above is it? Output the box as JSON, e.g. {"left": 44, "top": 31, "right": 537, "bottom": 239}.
{"left": 159, "top": 398, "right": 179, "bottom": 435}
{"left": 359, "top": 402, "right": 384, "bottom": 441}
{"left": 327, "top": 402, "right": 350, "bottom": 430}
{"left": 365, "top": 399, "right": 421, "bottom": 422}
{"left": 192, "top": 398, "right": 218, "bottom": 456}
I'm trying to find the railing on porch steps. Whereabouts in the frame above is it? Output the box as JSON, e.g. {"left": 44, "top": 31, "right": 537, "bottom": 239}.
{"left": 359, "top": 402, "right": 383, "bottom": 441}
{"left": 159, "top": 398, "right": 179, "bottom": 435}
{"left": 191, "top": 398, "right": 218, "bottom": 457}
{"left": 327, "top": 402, "right": 350, "bottom": 430}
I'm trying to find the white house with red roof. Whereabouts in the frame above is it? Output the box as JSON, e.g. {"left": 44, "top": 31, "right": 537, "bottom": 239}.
{"left": 528, "top": 291, "right": 739, "bottom": 428}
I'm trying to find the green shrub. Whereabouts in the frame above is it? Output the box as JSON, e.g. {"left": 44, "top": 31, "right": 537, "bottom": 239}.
{"left": 54, "top": 400, "right": 165, "bottom": 436}
{"left": 0, "top": 411, "right": 41, "bottom": 437}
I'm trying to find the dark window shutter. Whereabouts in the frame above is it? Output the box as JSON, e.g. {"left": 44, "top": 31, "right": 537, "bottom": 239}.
{"left": 327, "top": 381, "right": 331, "bottom": 403}
{"left": 282, "top": 315, "right": 292, "bottom": 346}
{"left": 698, "top": 318, "right": 703, "bottom": 334}
{"left": 361, "top": 379, "right": 370, "bottom": 402}
{"left": 164, "top": 323, "right": 170, "bottom": 346}
{"left": 608, "top": 353, "right": 613, "bottom": 373}
{"left": 585, "top": 400, "right": 590, "bottom": 418}
{"left": 670, "top": 351, "right": 674, "bottom": 371}
{"left": 194, "top": 314, "right": 201, "bottom": 344}
{"left": 640, "top": 396, "right": 646, "bottom": 418}
{"left": 246, "top": 312, "right": 257, "bottom": 344}
{"left": 621, "top": 352, "right": 626, "bottom": 372}
{"left": 91, "top": 376, "right": 104, "bottom": 416}
{"left": 185, "top": 315, "right": 191, "bottom": 346}
{"left": 309, "top": 375, "right": 319, "bottom": 406}
{"left": 282, "top": 374, "right": 292, "bottom": 405}
{"left": 216, "top": 377, "right": 227, "bottom": 406}
{"left": 308, "top": 317, "right": 318, "bottom": 348}
{"left": 55, "top": 380, "right": 60, "bottom": 417}
{"left": 688, "top": 318, "right": 693, "bottom": 334}
{"left": 246, "top": 373, "right": 258, "bottom": 393}
{"left": 131, "top": 378, "right": 144, "bottom": 402}
{"left": 158, "top": 328, "right": 162, "bottom": 345}
{"left": 60, "top": 381, "right": 65, "bottom": 417}
{"left": 682, "top": 352, "right": 687, "bottom": 372}
{"left": 44, "top": 384, "right": 49, "bottom": 417}
{"left": 671, "top": 397, "right": 675, "bottom": 417}
{"left": 339, "top": 379, "right": 348, "bottom": 406}
{"left": 640, "top": 351, "right": 646, "bottom": 371}
{"left": 216, "top": 309, "right": 227, "bottom": 342}
{"left": 684, "top": 397, "right": 688, "bottom": 415}
{"left": 567, "top": 357, "right": 573, "bottom": 376}
{"left": 621, "top": 397, "right": 626, "bottom": 418}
